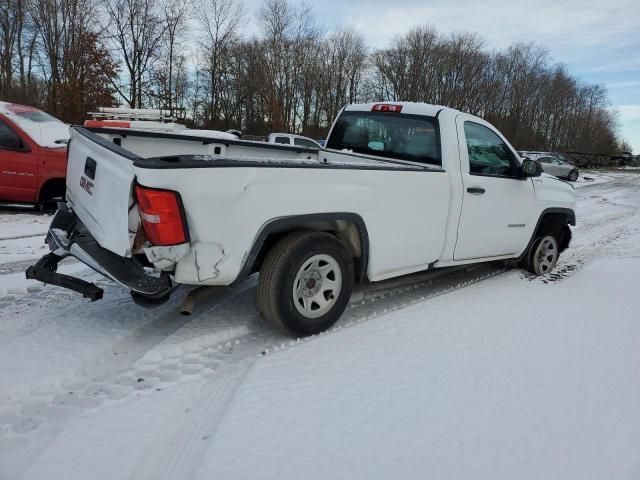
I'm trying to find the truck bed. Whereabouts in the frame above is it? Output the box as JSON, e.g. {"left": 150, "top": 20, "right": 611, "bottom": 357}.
{"left": 65, "top": 126, "right": 450, "bottom": 284}
{"left": 79, "top": 126, "right": 439, "bottom": 170}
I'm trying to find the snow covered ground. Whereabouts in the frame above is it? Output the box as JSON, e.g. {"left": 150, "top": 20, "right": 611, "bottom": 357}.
{"left": 0, "top": 208, "right": 52, "bottom": 274}
{"left": 1, "top": 170, "right": 639, "bottom": 479}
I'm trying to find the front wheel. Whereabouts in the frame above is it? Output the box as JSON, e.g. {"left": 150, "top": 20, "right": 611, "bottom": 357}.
{"left": 568, "top": 170, "right": 579, "bottom": 181}
{"left": 524, "top": 234, "right": 559, "bottom": 275}
{"left": 257, "top": 231, "right": 354, "bottom": 336}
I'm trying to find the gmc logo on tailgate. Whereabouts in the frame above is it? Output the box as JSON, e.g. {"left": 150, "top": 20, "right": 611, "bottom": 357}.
{"left": 80, "top": 176, "right": 94, "bottom": 195}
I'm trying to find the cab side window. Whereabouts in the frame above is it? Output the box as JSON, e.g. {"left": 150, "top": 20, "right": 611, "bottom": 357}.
{"left": 274, "top": 137, "right": 290, "bottom": 145}
{"left": 0, "top": 121, "right": 25, "bottom": 151}
{"left": 463, "top": 121, "right": 517, "bottom": 177}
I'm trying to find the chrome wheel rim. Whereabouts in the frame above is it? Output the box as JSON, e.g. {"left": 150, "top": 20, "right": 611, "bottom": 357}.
{"left": 533, "top": 236, "right": 558, "bottom": 275}
{"left": 293, "top": 254, "right": 342, "bottom": 318}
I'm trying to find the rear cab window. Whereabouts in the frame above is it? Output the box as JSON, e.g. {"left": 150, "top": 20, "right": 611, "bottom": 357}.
{"left": 326, "top": 111, "right": 442, "bottom": 167}
{"left": 274, "top": 137, "right": 290, "bottom": 145}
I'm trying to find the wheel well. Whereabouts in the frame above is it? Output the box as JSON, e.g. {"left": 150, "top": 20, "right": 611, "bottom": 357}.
{"left": 38, "top": 178, "right": 66, "bottom": 203}
{"left": 535, "top": 212, "right": 573, "bottom": 253}
{"left": 243, "top": 216, "right": 368, "bottom": 284}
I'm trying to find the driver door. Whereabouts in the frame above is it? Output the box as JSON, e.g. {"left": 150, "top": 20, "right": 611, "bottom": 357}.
{"left": 0, "top": 118, "right": 38, "bottom": 202}
{"left": 453, "top": 114, "right": 536, "bottom": 260}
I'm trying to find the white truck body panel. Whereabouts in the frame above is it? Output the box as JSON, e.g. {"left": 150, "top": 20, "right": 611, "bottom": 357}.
{"left": 135, "top": 165, "right": 450, "bottom": 283}
{"left": 66, "top": 129, "right": 136, "bottom": 256}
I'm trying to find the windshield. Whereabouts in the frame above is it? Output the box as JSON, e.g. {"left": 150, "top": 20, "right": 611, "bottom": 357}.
{"left": 326, "top": 111, "right": 441, "bottom": 166}
{"left": 2, "top": 103, "right": 69, "bottom": 147}
{"left": 15, "top": 110, "right": 61, "bottom": 123}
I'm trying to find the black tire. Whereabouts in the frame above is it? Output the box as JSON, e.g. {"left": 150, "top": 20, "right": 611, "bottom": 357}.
{"left": 522, "top": 230, "right": 561, "bottom": 275}
{"left": 130, "top": 290, "right": 172, "bottom": 308}
{"left": 568, "top": 170, "right": 579, "bottom": 182}
{"left": 257, "top": 231, "right": 354, "bottom": 336}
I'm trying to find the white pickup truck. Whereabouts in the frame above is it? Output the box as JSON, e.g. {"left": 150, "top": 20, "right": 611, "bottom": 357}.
{"left": 27, "top": 102, "right": 575, "bottom": 335}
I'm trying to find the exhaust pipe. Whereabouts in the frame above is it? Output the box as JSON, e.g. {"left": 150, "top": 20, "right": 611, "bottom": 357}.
{"left": 179, "top": 285, "right": 231, "bottom": 316}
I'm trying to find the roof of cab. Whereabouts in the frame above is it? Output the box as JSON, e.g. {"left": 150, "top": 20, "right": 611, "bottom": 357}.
{"left": 0, "top": 101, "right": 39, "bottom": 115}
{"left": 0, "top": 101, "right": 69, "bottom": 148}
{"left": 344, "top": 102, "right": 455, "bottom": 117}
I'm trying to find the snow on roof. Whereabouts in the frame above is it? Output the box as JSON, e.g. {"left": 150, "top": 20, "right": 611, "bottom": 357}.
{"left": 0, "top": 101, "right": 70, "bottom": 148}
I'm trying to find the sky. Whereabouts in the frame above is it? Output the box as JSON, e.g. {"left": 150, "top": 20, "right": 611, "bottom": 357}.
{"left": 243, "top": 0, "right": 640, "bottom": 152}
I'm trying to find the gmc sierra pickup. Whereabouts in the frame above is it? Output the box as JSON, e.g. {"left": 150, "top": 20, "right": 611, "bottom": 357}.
{"left": 27, "top": 102, "right": 575, "bottom": 336}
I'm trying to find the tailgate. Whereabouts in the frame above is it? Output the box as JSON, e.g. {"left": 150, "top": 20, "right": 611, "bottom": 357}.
{"left": 65, "top": 128, "right": 136, "bottom": 256}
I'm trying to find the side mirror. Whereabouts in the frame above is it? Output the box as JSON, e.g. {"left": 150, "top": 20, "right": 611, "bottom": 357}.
{"left": 521, "top": 158, "right": 542, "bottom": 177}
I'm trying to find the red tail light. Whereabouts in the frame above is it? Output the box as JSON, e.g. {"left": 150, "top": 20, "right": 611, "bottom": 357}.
{"left": 135, "top": 185, "right": 188, "bottom": 246}
{"left": 372, "top": 103, "right": 403, "bottom": 113}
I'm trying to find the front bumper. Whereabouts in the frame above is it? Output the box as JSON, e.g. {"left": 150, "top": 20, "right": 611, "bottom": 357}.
{"left": 25, "top": 204, "right": 172, "bottom": 301}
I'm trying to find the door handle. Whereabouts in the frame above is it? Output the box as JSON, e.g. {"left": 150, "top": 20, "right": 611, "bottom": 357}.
{"left": 466, "top": 187, "right": 485, "bottom": 194}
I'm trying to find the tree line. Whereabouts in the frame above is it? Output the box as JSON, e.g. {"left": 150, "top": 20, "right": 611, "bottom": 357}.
{"left": 0, "top": 0, "right": 624, "bottom": 153}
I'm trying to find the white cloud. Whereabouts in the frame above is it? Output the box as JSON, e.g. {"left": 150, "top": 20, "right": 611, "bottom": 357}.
{"left": 338, "top": 0, "right": 639, "bottom": 52}
{"left": 613, "top": 105, "right": 640, "bottom": 122}
{"left": 607, "top": 80, "right": 640, "bottom": 90}
{"left": 610, "top": 105, "right": 640, "bottom": 152}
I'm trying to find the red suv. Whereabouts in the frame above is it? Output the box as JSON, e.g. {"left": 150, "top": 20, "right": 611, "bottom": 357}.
{"left": 0, "top": 102, "right": 69, "bottom": 205}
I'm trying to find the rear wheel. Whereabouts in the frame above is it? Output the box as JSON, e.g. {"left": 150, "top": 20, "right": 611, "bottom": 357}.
{"left": 568, "top": 170, "right": 579, "bottom": 181}
{"left": 257, "top": 231, "right": 354, "bottom": 336}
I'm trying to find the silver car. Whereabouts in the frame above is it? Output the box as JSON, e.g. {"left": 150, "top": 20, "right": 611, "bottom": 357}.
{"left": 536, "top": 155, "right": 579, "bottom": 181}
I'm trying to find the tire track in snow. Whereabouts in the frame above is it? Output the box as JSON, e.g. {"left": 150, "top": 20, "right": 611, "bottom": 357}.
{"left": 110, "top": 264, "right": 513, "bottom": 480}
{"left": 0, "top": 232, "right": 47, "bottom": 242}
{"left": 91, "top": 281, "right": 256, "bottom": 377}
{"left": 142, "top": 347, "right": 259, "bottom": 480}
{"left": 0, "top": 286, "right": 253, "bottom": 479}
{"left": 0, "top": 262, "right": 508, "bottom": 480}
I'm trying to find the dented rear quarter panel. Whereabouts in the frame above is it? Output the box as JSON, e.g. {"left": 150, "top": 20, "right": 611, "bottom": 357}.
{"left": 133, "top": 165, "right": 451, "bottom": 285}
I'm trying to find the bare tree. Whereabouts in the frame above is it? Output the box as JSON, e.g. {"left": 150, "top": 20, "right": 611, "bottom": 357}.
{"left": 0, "top": 0, "right": 625, "bottom": 153}
{"left": 319, "top": 27, "right": 367, "bottom": 128}
{"left": 105, "top": 0, "right": 166, "bottom": 107}
{"left": 149, "top": 0, "right": 190, "bottom": 114}
{"left": 29, "top": 0, "right": 116, "bottom": 119}
{"left": 197, "top": 0, "right": 244, "bottom": 127}
{"left": 0, "top": 0, "right": 19, "bottom": 96}
{"left": 0, "top": 0, "right": 37, "bottom": 101}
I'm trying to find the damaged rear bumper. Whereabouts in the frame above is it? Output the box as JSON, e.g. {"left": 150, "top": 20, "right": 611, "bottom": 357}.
{"left": 25, "top": 204, "right": 172, "bottom": 301}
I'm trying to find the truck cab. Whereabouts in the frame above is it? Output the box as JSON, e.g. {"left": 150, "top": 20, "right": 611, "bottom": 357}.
{"left": 0, "top": 102, "right": 69, "bottom": 205}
